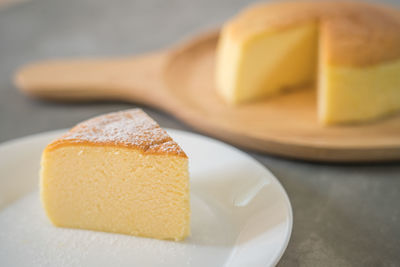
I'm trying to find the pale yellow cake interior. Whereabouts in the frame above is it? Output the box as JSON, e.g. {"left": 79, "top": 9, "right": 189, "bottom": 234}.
{"left": 319, "top": 55, "right": 400, "bottom": 124}
{"left": 217, "top": 21, "right": 318, "bottom": 104}
{"left": 216, "top": 2, "right": 400, "bottom": 124}
{"left": 41, "top": 145, "right": 190, "bottom": 241}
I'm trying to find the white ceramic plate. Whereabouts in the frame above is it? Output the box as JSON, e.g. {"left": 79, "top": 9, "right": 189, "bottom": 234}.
{"left": 0, "top": 129, "right": 292, "bottom": 267}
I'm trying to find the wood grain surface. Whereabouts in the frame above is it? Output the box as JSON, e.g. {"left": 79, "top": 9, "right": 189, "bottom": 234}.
{"left": 15, "top": 31, "right": 400, "bottom": 162}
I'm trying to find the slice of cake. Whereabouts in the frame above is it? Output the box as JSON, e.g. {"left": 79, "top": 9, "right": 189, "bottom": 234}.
{"left": 216, "top": 1, "right": 400, "bottom": 124}
{"left": 40, "top": 109, "right": 190, "bottom": 241}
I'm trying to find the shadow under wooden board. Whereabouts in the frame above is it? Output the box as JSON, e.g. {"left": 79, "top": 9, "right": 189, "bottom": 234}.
{"left": 15, "top": 30, "right": 400, "bottom": 162}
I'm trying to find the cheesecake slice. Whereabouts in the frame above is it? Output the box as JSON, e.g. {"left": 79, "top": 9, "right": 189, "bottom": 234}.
{"left": 216, "top": 1, "right": 400, "bottom": 124}
{"left": 40, "top": 109, "right": 190, "bottom": 241}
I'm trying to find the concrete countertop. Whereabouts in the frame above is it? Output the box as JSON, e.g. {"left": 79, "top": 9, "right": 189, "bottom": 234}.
{"left": 1, "top": 0, "right": 399, "bottom": 266}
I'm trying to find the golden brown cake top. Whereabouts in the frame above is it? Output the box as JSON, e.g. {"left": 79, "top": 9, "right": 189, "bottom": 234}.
{"left": 45, "top": 109, "right": 187, "bottom": 158}
{"left": 225, "top": 1, "right": 400, "bottom": 66}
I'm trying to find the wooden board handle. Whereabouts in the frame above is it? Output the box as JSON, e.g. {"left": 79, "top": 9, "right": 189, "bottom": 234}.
{"left": 15, "top": 52, "right": 170, "bottom": 106}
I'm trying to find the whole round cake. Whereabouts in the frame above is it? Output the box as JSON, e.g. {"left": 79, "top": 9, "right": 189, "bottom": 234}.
{"left": 216, "top": 1, "right": 400, "bottom": 124}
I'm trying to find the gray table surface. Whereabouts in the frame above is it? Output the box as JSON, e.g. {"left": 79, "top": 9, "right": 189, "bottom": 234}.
{"left": 1, "top": 0, "right": 400, "bottom": 266}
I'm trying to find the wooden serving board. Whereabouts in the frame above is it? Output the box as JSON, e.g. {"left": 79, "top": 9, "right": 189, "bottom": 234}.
{"left": 15, "top": 31, "right": 400, "bottom": 162}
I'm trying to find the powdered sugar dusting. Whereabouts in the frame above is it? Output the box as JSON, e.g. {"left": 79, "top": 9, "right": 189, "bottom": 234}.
{"left": 0, "top": 192, "right": 202, "bottom": 266}
{"left": 47, "top": 109, "right": 186, "bottom": 157}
